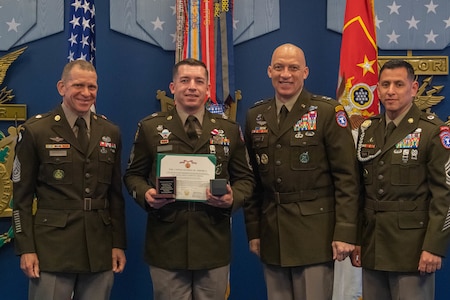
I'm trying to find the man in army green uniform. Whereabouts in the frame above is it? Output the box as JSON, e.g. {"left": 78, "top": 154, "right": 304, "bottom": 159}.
{"left": 243, "top": 43, "right": 359, "bottom": 299}
{"left": 123, "top": 58, "right": 254, "bottom": 300}
{"left": 351, "top": 60, "right": 450, "bottom": 300}
{"left": 12, "top": 60, "right": 127, "bottom": 300}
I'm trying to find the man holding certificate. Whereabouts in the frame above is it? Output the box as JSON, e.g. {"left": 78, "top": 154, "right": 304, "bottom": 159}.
{"left": 123, "top": 58, "right": 254, "bottom": 300}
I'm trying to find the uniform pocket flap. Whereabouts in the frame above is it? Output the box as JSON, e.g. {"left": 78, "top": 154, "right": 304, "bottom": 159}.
{"left": 299, "top": 197, "right": 334, "bottom": 216}
{"left": 34, "top": 209, "right": 68, "bottom": 227}
{"left": 398, "top": 211, "right": 428, "bottom": 229}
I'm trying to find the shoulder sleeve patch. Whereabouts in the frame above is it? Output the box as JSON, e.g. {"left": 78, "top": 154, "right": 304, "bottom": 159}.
{"left": 439, "top": 126, "right": 450, "bottom": 149}
{"left": 336, "top": 110, "right": 348, "bottom": 128}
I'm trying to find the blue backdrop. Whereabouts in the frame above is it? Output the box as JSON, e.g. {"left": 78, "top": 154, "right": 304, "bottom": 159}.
{"left": 1, "top": 1, "right": 449, "bottom": 299}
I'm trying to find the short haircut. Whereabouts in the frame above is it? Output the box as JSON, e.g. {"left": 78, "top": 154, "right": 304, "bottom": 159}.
{"left": 172, "top": 58, "right": 208, "bottom": 80}
{"left": 61, "top": 60, "right": 96, "bottom": 81}
{"left": 379, "top": 59, "right": 415, "bottom": 81}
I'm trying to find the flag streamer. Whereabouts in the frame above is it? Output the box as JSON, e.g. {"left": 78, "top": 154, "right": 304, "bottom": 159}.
{"left": 176, "top": 0, "right": 235, "bottom": 115}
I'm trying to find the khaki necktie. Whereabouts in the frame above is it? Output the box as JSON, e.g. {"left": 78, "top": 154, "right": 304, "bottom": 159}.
{"left": 75, "top": 117, "right": 89, "bottom": 152}
{"left": 186, "top": 115, "right": 198, "bottom": 145}
{"left": 278, "top": 105, "right": 289, "bottom": 128}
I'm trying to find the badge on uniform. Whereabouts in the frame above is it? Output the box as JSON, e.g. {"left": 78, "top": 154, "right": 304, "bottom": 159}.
{"left": 256, "top": 114, "right": 265, "bottom": 126}
{"left": 335, "top": 111, "right": 348, "bottom": 128}
{"left": 440, "top": 126, "right": 450, "bottom": 149}
{"left": 100, "top": 136, "right": 117, "bottom": 153}
{"left": 50, "top": 137, "right": 65, "bottom": 143}
{"left": 159, "top": 128, "right": 171, "bottom": 144}
{"left": 299, "top": 151, "right": 309, "bottom": 163}
{"left": 53, "top": 169, "right": 65, "bottom": 180}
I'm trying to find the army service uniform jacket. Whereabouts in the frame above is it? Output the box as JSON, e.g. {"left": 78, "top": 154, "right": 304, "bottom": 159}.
{"left": 357, "top": 104, "right": 450, "bottom": 272}
{"left": 12, "top": 105, "right": 126, "bottom": 273}
{"left": 123, "top": 109, "right": 254, "bottom": 270}
{"left": 244, "top": 89, "right": 359, "bottom": 267}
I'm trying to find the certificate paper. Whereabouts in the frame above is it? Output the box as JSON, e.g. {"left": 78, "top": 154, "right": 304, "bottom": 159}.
{"left": 157, "top": 154, "right": 216, "bottom": 201}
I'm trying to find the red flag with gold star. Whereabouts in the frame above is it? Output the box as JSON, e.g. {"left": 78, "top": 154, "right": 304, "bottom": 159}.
{"left": 337, "top": 0, "right": 379, "bottom": 129}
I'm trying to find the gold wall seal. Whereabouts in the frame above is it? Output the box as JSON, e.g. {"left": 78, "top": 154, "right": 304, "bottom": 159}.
{"left": 0, "top": 127, "right": 20, "bottom": 217}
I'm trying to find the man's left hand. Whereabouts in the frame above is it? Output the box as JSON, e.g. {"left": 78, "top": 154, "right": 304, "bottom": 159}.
{"left": 332, "top": 241, "right": 355, "bottom": 262}
{"left": 418, "top": 250, "right": 442, "bottom": 275}
{"left": 112, "top": 248, "right": 126, "bottom": 273}
{"left": 206, "top": 184, "right": 233, "bottom": 208}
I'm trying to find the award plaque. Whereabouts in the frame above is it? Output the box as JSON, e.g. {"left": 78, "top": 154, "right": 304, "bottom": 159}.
{"left": 154, "top": 176, "right": 176, "bottom": 199}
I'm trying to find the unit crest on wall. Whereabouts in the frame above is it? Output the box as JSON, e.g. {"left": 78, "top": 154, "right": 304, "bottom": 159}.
{"left": 0, "top": 47, "right": 27, "bottom": 247}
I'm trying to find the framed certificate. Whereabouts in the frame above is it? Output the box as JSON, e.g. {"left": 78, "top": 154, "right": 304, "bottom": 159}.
{"left": 156, "top": 153, "right": 216, "bottom": 201}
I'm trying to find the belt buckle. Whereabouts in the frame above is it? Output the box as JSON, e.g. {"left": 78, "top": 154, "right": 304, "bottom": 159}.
{"left": 84, "top": 198, "right": 92, "bottom": 211}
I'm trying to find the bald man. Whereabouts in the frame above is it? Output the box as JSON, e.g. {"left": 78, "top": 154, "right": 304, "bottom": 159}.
{"left": 243, "top": 43, "right": 359, "bottom": 299}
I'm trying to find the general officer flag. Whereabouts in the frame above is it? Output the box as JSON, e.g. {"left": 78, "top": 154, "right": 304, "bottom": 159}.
{"left": 67, "top": 0, "right": 96, "bottom": 66}
{"left": 337, "top": 0, "right": 379, "bottom": 129}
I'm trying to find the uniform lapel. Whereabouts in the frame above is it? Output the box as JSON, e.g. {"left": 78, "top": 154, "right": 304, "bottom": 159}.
{"left": 371, "top": 117, "right": 384, "bottom": 147}
{"left": 88, "top": 114, "right": 105, "bottom": 156}
{"left": 261, "top": 99, "right": 278, "bottom": 135}
{"left": 198, "top": 111, "right": 215, "bottom": 150}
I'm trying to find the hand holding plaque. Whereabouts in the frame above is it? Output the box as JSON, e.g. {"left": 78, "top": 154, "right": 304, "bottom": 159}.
{"left": 154, "top": 176, "right": 176, "bottom": 199}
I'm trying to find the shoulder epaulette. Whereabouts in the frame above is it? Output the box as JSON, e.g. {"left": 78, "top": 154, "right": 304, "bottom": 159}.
{"left": 141, "top": 111, "right": 168, "bottom": 122}
{"left": 216, "top": 114, "right": 237, "bottom": 124}
{"left": 93, "top": 113, "right": 115, "bottom": 125}
{"left": 25, "top": 112, "right": 52, "bottom": 125}
{"left": 311, "top": 94, "right": 335, "bottom": 102}
{"left": 311, "top": 95, "right": 339, "bottom": 109}
{"left": 251, "top": 98, "right": 271, "bottom": 108}
{"left": 420, "top": 112, "right": 443, "bottom": 125}
{"left": 368, "top": 114, "right": 382, "bottom": 121}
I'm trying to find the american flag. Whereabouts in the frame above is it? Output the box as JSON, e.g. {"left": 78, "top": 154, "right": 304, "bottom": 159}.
{"left": 67, "top": 0, "right": 96, "bottom": 65}
{"left": 375, "top": 0, "right": 450, "bottom": 50}
{"left": 328, "top": 0, "right": 450, "bottom": 50}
